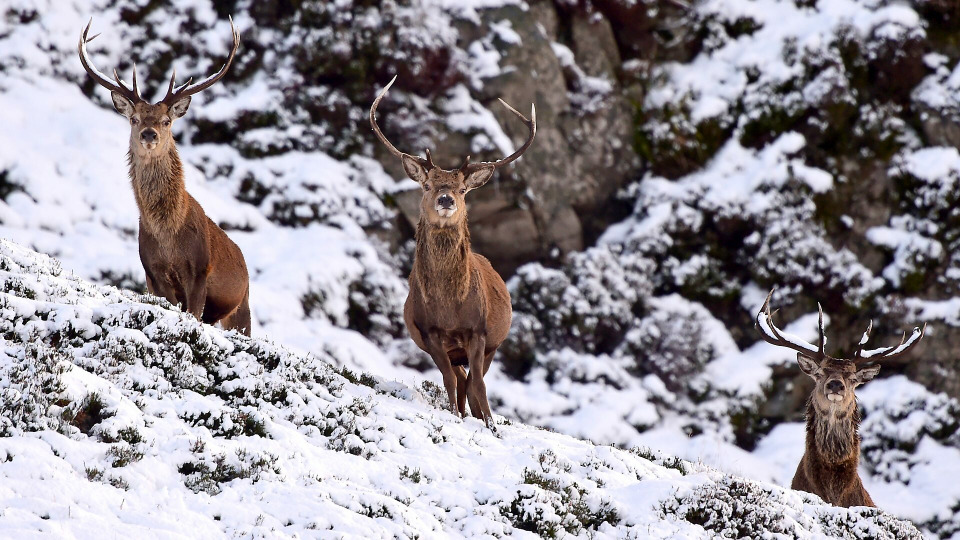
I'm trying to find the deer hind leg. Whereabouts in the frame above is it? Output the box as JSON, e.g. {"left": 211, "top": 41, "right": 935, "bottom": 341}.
{"left": 221, "top": 286, "right": 252, "bottom": 337}
{"left": 465, "top": 380, "right": 483, "bottom": 420}
{"left": 186, "top": 278, "right": 208, "bottom": 321}
{"left": 467, "top": 334, "right": 494, "bottom": 428}
{"left": 467, "top": 349, "right": 496, "bottom": 418}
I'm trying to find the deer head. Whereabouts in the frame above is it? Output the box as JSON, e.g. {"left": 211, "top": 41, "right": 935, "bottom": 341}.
{"left": 370, "top": 76, "right": 536, "bottom": 228}
{"left": 78, "top": 18, "right": 240, "bottom": 159}
{"left": 756, "top": 289, "right": 925, "bottom": 413}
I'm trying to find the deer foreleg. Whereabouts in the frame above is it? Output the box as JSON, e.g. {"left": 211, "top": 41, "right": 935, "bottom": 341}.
{"left": 426, "top": 330, "right": 459, "bottom": 417}
{"left": 466, "top": 334, "right": 493, "bottom": 428}
{"left": 144, "top": 267, "right": 180, "bottom": 307}
{"left": 453, "top": 365, "right": 470, "bottom": 417}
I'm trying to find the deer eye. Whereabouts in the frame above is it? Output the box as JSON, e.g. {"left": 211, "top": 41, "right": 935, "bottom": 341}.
{"left": 424, "top": 183, "right": 431, "bottom": 191}
{"left": 162, "top": 118, "right": 171, "bottom": 127}
{"left": 131, "top": 117, "right": 140, "bottom": 125}
{"left": 459, "top": 188, "right": 466, "bottom": 194}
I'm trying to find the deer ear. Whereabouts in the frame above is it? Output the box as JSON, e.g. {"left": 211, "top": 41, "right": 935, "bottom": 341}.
{"left": 111, "top": 92, "right": 135, "bottom": 118}
{"left": 169, "top": 96, "right": 191, "bottom": 119}
{"left": 464, "top": 165, "right": 495, "bottom": 191}
{"left": 401, "top": 154, "right": 428, "bottom": 185}
{"left": 797, "top": 353, "right": 821, "bottom": 378}
{"left": 852, "top": 364, "right": 881, "bottom": 387}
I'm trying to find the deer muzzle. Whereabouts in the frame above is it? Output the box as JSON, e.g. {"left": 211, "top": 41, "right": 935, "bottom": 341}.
{"left": 436, "top": 194, "right": 457, "bottom": 217}
{"left": 825, "top": 379, "right": 845, "bottom": 402}
{"left": 140, "top": 128, "right": 158, "bottom": 150}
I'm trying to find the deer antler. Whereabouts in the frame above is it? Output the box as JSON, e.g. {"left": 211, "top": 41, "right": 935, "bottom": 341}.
{"left": 854, "top": 321, "right": 926, "bottom": 365}
{"left": 160, "top": 16, "right": 241, "bottom": 105}
{"left": 370, "top": 76, "right": 535, "bottom": 173}
{"left": 80, "top": 17, "right": 239, "bottom": 106}
{"left": 461, "top": 98, "right": 536, "bottom": 175}
{"left": 755, "top": 288, "right": 827, "bottom": 360}
{"left": 369, "top": 75, "right": 432, "bottom": 170}
{"left": 78, "top": 19, "right": 144, "bottom": 104}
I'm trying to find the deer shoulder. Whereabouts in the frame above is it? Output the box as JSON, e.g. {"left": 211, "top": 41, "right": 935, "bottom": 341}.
{"left": 78, "top": 18, "right": 252, "bottom": 336}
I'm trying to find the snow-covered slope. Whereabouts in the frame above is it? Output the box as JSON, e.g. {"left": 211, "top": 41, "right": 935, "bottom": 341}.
{"left": 0, "top": 239, "right": 922, "bottom": 538}
{"left": 2, "top": 0, "right": 960, "bottom": 537}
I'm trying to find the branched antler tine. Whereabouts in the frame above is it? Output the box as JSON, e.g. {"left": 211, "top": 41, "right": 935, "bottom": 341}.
{"left": 856, "top": 322, "right": 926, "bottom": 364}
{"left": 855, "top": 319, "right": 873, "bottom": 358}
{"left": 369, "top": 75, "right": 404, "bottom": 159}
{"left": 369, "top": 75, "right": 430, "bottom": 167}
{"left": 755, "top": 288, "right": 823, "bottom": 358}
{"left": 166, "top": 68, "right": 177, "bottom": 97}
{"left": 78, "top": 19, "right": 141, "bottom": 103}
{"left": 161, "top": 15, "right": 241, "bottom": 104}
{"left": 112, "top": 69, "right": 139, "bottom": 101}
{"left": 173, "top": 77, "right": 193, "bottom": 94}
{"left": 131, "top": 63, "right": 142, "bottom": 101}
{"left": 817, "top": 303, "right": 825, "bottom": 356}
{"left": 465, "top": 100, "right": 536, "bottom": 172}
{"left": 760, "top": 291, "right": 790, "bottom": 343}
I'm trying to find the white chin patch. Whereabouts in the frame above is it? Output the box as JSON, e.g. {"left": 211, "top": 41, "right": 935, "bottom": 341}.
{"left": 436, "top": 206, "right": 457, "bottom": 218}
{"left": 140, "top": 142, "right": 158, "bottom": 151}
{"left": 827, "top": 393, "right": 843, "bottom": 403}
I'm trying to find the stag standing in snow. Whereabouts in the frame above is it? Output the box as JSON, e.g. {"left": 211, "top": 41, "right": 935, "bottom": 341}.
{"left": 370, "top": 76, "right": 535, "bottom": 428}
{"left": 756, "top": 289, "right": 925, "bottom": 507}
{"left": 78, "top": 19, "right": 251, "bottom": 336}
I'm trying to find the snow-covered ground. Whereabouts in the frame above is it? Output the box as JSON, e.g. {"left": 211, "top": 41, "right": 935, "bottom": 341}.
{"left": 0, "top": 240, "right": 923, "bottom": 538}
{"left": 1, "top": 0, "right": 959, "bottom": 537}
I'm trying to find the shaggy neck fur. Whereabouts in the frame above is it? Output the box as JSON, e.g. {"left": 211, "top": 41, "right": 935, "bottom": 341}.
{"left": 128, "top": 145, "right": 188, "bottom": 241}
{"left": 413, "top": 216, "right": 472, "bottom": 302}
{"left": 805, "top": 397, "right": 860, "bottom": 464}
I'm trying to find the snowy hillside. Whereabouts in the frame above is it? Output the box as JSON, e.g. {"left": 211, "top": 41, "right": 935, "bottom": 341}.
{"left": 0, "top": 240, "right": 924, "bottom": 538}
{"left": 2, "top": 0, "right": 960, "bottom": 537}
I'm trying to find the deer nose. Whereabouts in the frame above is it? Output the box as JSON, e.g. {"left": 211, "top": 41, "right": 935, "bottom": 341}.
{"left": 826, "top": 380, "right": 844, "bottom": 393}
{"left": 140, "top": 129, "right": 158, "bottom": 143}
{"left": 437, "top": 194, "right": 455, "bottom": 209}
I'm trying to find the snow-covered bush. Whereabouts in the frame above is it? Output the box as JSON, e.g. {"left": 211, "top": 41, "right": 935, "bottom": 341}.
{"left": 0, "top": 341, "right": 68, "bottom": 436}
{"left": 860, "top": 377, "right": 960, "bottom": 483}
{"left": 301, "top": 250, "right": 407, "bottom": 345}
{"left": 500, "top": 450, "right": 621, "bottom": 538}
{"left": 874, "top": 147, "right": 960, "bottom": 292}
{"left": 505, "top": 247, "right": 653, "bottom": 364}
{"left": 661, "top": 475, "right": 922, "bottom": 540}
{"left": 619, "top": 298, "right": 718, "bottom": 392}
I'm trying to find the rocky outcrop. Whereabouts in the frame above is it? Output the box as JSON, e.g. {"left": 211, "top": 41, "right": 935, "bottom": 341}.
{"left": 390, "top": 1, "right": 643, "bottom": 274}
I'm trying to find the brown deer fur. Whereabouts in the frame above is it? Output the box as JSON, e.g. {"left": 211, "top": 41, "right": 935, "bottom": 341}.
{"left": 756, "top": 289, "right": 925, "bottom": 508}
{"left": 129, "top": 131, "right": 250, "bottom": 335}
{"left": 79, "top": 18, "right": 251, "bottom": 335}
{"left": 371, "top": 76, "right": 534, "bottom": 427}
{"left": 791, "top": 358, "right": 877, "bottom": 507}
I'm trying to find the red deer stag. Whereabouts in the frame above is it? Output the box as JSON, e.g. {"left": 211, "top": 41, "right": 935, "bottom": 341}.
{"left": 370, "top": 76, "right": 535, "bottom": 428}
{"left": 756, "top": 289, "right": 925, "bottom": 507}
{"left": 79, "top": 19, "right": 251, "bottom": 336}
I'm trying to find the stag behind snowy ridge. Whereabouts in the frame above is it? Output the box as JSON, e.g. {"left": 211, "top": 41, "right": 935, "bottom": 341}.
{"left": 756, "top": 289, "right": 925, "bottom": 508}
{"left": 370, "top": 76, "right": 535, "bottom": 428}
{"left": 78, "top": 18, "right": 251, "bottom": 335}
